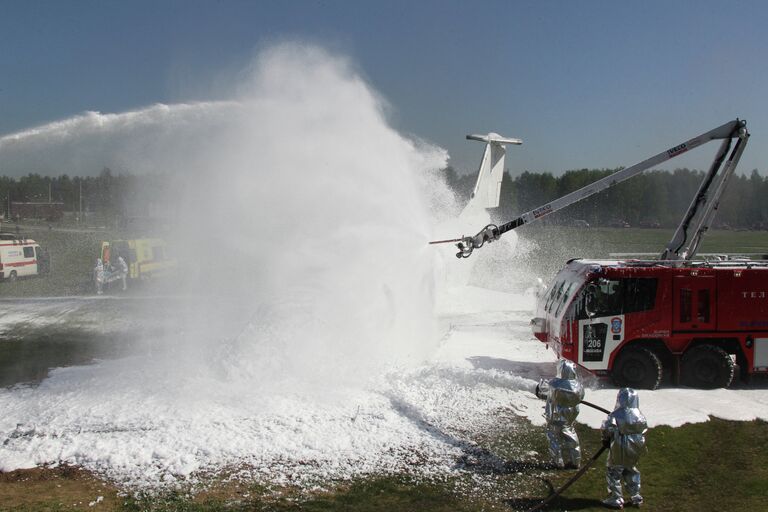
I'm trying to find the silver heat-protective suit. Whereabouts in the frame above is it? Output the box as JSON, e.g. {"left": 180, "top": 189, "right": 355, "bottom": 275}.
{"left": 601, "top": 387, "right": 647, "bottom": 508}
{"left": 535, "top": 359, "right": 585, "bottom": 469}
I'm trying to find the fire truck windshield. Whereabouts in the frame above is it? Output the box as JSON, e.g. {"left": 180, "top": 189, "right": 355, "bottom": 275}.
{"left": 543, "top": 277, "right": 581, "bottom": 318}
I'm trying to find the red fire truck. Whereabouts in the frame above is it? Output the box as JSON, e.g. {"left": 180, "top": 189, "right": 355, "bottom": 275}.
{"left": 436, "top": 119, "right": 760, "bottom": 388}
{"left": 530, "top": 258, "right": 768, "bottom": 389}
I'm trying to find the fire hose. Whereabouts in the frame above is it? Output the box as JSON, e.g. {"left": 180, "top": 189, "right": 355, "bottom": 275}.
{"left": 523, "top": 397, "right": 612, "bottom": 512}
{"left": 581, "top": 400, "right": 610, "bottom": 415}
{"left": 525, "top": 444, "right": 608, "bottom": 512}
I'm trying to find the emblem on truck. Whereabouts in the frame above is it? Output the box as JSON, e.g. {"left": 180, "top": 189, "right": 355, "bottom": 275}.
{"left": 611, "top": 317, "right": 622, "bottom": 334}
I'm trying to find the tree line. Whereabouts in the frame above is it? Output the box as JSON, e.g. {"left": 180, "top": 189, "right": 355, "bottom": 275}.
{"left": 2, "top": 166, "right": 767, "bottom": 230}
{"left": 443, "top": 167, "right": 768, "bottom": 230}
{"left": 0, "top": 169, "right": 172, "bottom": 223}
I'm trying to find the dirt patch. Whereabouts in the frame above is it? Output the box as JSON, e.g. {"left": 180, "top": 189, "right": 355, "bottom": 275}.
{"left": 0, "top": 465, "right": 121, "bottom": 510}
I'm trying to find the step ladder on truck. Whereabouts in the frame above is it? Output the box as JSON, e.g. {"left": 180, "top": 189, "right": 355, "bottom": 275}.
{"left": 434, "top": 119, "right": 765, "bottom": 389}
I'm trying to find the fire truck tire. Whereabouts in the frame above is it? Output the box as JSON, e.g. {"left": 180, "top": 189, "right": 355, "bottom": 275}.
{"left": 681, "top": 344, "right": 734, "bottom": 389}
{"left": 611, "top": 347, "right": 662, "bottom": 390}
{"left": 8, "top": 270, "right": 17, "bottom": 282}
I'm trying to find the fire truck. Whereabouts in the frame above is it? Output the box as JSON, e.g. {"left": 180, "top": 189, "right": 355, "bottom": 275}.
{"left": 435, "top": 119, "right": 764, "bottom": 388}
{"left": 531, "top": 257, "right": 768, "bottom": 389}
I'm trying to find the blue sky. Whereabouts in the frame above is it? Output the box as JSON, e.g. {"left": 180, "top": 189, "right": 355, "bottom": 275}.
{"left": 1, "top": 0, "right": 767, "bottom": 175}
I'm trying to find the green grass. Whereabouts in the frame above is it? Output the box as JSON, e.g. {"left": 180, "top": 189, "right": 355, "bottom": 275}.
{"left": 544, "top": 418, "right": 768, "bottom": 511}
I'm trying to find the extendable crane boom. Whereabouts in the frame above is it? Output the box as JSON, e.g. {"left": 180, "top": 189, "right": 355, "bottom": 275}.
{"left": 446, "top": 119, "right": 749, "bottom": 259}
{"left": 660, "top": 121, "right": 749, "bottom": 260}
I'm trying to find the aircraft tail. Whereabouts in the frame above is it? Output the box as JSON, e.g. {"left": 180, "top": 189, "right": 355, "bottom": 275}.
{"left": 462, "top": 133, "right": 522, "bottom": 213}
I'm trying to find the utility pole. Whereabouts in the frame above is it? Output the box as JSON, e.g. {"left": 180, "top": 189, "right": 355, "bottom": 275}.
{"left": 79, "top": 179, "right": 83, "bottom": 223}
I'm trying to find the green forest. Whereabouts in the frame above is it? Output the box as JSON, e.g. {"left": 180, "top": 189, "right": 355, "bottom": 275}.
{"left": 444, "top": 166, "right": 768, "bottom": 230}
{"left": 2, "top": 166, "right": 768, "bottom": 230}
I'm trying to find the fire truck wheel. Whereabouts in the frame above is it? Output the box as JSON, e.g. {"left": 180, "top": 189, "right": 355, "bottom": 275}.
{"left": 8, "top": 271, "right": 17, "bottom": 283}
{"left": 611, "top": 347, "right": 662, "bottom": 390}
{"left": 681, "top": 344, "right": 734, "bottom": 389}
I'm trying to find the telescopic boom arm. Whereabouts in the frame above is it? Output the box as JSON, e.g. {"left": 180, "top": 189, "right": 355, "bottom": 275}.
{"left": 660, "top": 121, "right": 749, "bottom": 261}
{"left": 445, "top": 119, "right": 748, "bottom": 259}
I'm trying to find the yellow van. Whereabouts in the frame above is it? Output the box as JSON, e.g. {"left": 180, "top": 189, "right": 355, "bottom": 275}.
{"left": 100, "top": 238, "right": 176, "bottom": 280}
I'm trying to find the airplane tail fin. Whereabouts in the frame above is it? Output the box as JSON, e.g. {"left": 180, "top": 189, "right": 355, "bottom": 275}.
{"left": 463, "top": 133, "right": 522, "bottom": 212}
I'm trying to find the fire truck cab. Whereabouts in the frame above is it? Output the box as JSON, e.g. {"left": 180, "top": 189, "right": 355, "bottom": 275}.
{"left": 532, "top": 259, "right": 768, "bottom": 389}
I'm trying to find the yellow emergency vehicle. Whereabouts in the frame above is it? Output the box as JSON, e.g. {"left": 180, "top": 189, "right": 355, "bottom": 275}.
{"left": 100, "top": 238, "right": 176, "bottom": 281}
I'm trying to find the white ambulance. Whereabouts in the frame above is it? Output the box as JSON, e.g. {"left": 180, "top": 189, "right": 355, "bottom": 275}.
{"left": 0, "top": 234, "right": 49, "bottom": 282}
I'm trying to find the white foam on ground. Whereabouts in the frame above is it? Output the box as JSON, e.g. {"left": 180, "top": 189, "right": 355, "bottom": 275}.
{"left": 0, "top": 293, "right": 530, "bottom": 488}
{"left": 5, "top": 282, "right": 768, "bottom": 490}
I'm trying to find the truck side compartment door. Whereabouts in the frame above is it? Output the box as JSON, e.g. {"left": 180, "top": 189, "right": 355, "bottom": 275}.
{"left": 673, "top": 276, "right": 716, "bottom": 331}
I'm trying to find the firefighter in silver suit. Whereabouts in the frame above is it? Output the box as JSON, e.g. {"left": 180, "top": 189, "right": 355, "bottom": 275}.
{"left": 117, "top": 256, "right": 129, "bottom": 291}
{"left": 601, "top": 388, "right": 648, "bottom": 509}
{"left": 94, "top": 258, "right": 105, "bottom": 295}
{"left": 535, "top": 359, "right": 585, "bottom": 469}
